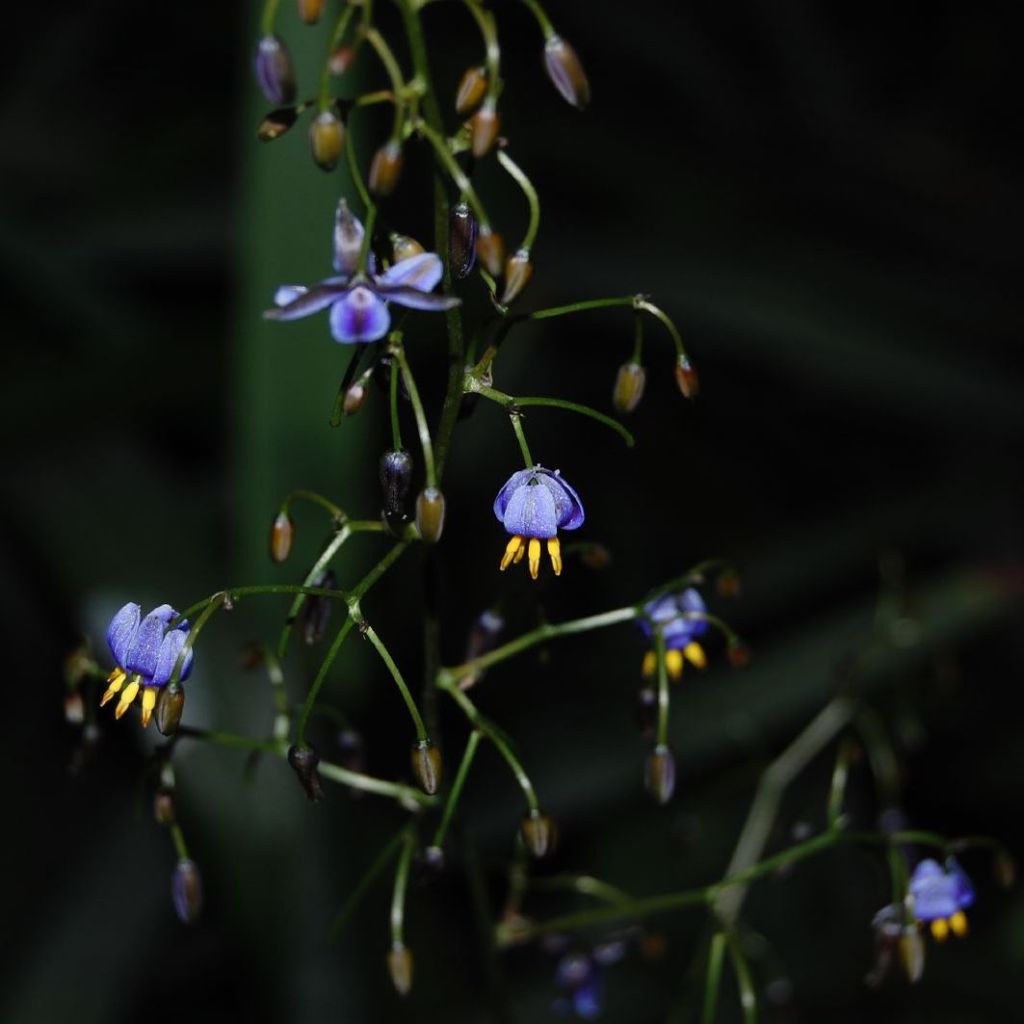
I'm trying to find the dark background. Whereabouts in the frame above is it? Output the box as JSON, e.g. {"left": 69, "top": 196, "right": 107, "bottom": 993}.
{"left": 2, "top": 1, "right": 1021, "bottom": 1021}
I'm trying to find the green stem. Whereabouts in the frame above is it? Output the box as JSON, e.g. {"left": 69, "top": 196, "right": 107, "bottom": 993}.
{"left": 431, "top": 729, "right": 483, "bottom": 851}
{"left": 330, "top": 827, "right": 408, "bottom": 942}
{"left": 282, "top": 489, "right": 346, "bottom": 522}
{"left": 528, "top": 874, "right": 631, "bottom": 905}
{"left": 391, "top": 341, "right": 436, "bottom": 488}
{"left": 318, "top": 4, "right": 357, "bottom": 110}
{"left": 170, "top": 591, "right": 229, "bottom": 684}
{"left": 259, "top": 0, "right": 281, "bottom": 37}
{"left": 363, "top": 621, "right": 428, "bottom": 741}
{"left": 633, "top": 297, "right": 689, "bottom": 362}
{"left": 390, "top": 831, "right": 416, "bottom": 946}
{"left": 727, "top": 934, "right": 758, "bottom": 1024}
{"left": 509, "top": 410, "right": 533, "bottom": 467}
{"left": 412, "top": 117, "right": 491, "bottom": 228}
{"left": 655, "top": 628, "right": 670, "bottom": 748}
{"left": 496, "top": 150, "right": 540, "bottom": 252}
{"left": 827, "top": 737, "right": 854, "bottom": 829}
{"left": 389, "top": 357, "right": 403, "bottom": 449}
{"left": 169, "top": 822, "right": 190, "bottom": 861}
{"left": 520, "top": 0, "right": 556, "bottom": 39}
{"left": 363, "top": 27, "right": 406, "bottom": 140}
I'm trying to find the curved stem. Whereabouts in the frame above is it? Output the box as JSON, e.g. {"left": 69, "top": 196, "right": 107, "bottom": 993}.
{"left": 363, "top": 622, "right": 428, "bottom": 741}
{"left": 431, "top": 729, "right": 483, "bottom": 851}
{"left": 412, "top": 118, "right": 491, "bottom": 229}
{"left": 390, "top": 831, "right": 416, "bottom": 946}
{"left": 496, "top": 150, "right": 540, "bottom": 252}
{"left": 655, "top": 628, "right": 670, "bottom": 748}
{"left": 520, "top": 0, "right": 556, "bottom": 39}
{"left": 389, "top": 357, "right": 403, "bottom": 449}
{"left": 391, "top": 340, "right": 436, "bottom": 488}
{"left": 282, "top": 488, "right": 346, "bottom": 522}
{"left": 318, "top": 4, "right": 357, "bottom": 110}
{"left": 363, "top": 27, "right": 407, "bottom": 141}
{"left": 509, "top": 410, "right": 533, "bottom": 467}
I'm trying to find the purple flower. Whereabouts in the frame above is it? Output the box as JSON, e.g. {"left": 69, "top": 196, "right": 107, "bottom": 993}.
{"left": 909, "top": 858, "right": 975, "bottom": 941}
{"left": 264, "top": 201, "right": 460, "bottom": 344}
{"left": 101, "top": 602, "right": 193, "bottom": 727}
{"left": 638, "top": 588, "right": 709, "bottom": 680}
{"left": 554, "top": 952, "right": 604, "bottom": 1020}
{"left": 493, "top": 466, "right": 584, "bottom": 579}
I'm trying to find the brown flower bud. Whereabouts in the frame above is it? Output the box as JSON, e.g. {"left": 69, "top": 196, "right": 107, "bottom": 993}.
{"left": 994, "top": 849, "right": 1017, "bottom": 889}
{"left": 63, "top": 691, "right": 85, "bottom": 725}
{"left": 154, "top": 788, "right": 176, "bottom": 825}
{"left": 645, "top": 744, "right": 676, "bottom": 804}
{"left": 270, "top": 512, "right": 295, "bottom": 562}
{"left": 898, "top": 927, "right": 925, "bottom": 983}
{"left": 449, "top": 202, "right": 478, "bottom": 279}
{"left": 500, "top": 250, "right": 534, "bottom": 305}
{"left": 387, "top": 943, "right": 414, "bottom": 996}
{"left": 543, "top": 35, "right": 591, "bottom": 110}
{"left": 475, "top": 228, "right": 505, "bottom": 277}
{"left": 520, "top": 811, "right": 557, "bottom": 858}
{"left": 288, "top": 743, "right": 324, "bottom": 801}
{"left": 613, "top": 362, "right": 646, "bottom": 413}
{"left": 257, "top": 106, "right": 299, "bottom": 142}
{"left": 171, "top": 858, "right": 203, "bottom": 924}
{"left": 155, "top": 681, "right": 185, "bottom": 736}
{"left": 309, "top": 110, "right": 345, "bottom": 171}
{"left": 727, "top": 638, "right": 751, "bottom": 669}
{"left": 369, "top": 140, "right": 403, "bottom": 197}
{"left": 297, "top": 0, "right": 325, "bottom": 24}
{"left": 255, "top": 35, "right": 296, "bottom": 106}
{"left": 342, "top": 381, "right": 367, "bottom": 415}
{"left": 674, "top": 356, "right": 699, "bottom": 399}
{"left": 334, "top": 199, "right": 364, "bottom": 274}
{"left": 455, "top": 65, "right": 488, "bottom": 115}
{"left": 577, "top": 543, "right": 612, "bottom": 569}
{"left": 470, "top": 101, "right": 500, "bottom": 157}
{"left": 716, "top": 569, "right": 741, "bottom": 599}
{"left": 411, "top": 740, "right": 442, "bottom": 795}
{"left": 391, "top": 234, "right": 425, "bottom": 264}
{"left": 415, "top": 487, "right": 446, "bottom": 543}
{"left": 329, "top": 45, "right": 356, "bottom": 75}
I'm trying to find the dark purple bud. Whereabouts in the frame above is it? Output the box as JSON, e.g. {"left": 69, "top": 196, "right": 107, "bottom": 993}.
{"left": 411, "top": 740, "right": 442, "bottom": 795}
{"left": 288, "top": 743, "right": 324, "bottom": 801}
{"left": 270, "top": 512, "right": 295, "bottom": 562}
{"left": 613, "top": 362, "right": 646, "bottom": 413}
{"left": 645, "top": 745, "right": 676, "bottom": 804}
{"left": 455, "top": 66, "right": 488, "bottom": 115}
{"left": 387, "top": 944, "right": 414, "bottom": 996}
{"left": 543, "top": 35, "right": 591, "bottom": 110}
{"left": 155, "top": 681, "right": 185, "bottom": 736}
{"left": 380, "top": 449, "right": 414, "bottom": 516}
{"left": 255, "top": 35, "right": 296, "bottom": 106}
{"left": 449, "top": 202, "right": 478, "bottom": 279}
{"left": 171, "top": 859, "right": 203, "bottom": 924}
{"left": 415, "top": 488, "right": 446, "bottom": 544}
{"left": 298, "top": 570, "right": 336, "bottom": 645}
{"left": 500, "top": 250, "right": 533, "bottom": 305}
{"left": 154, "top": 788, "right": 176, "bottom": 825}
{"left": 257, "top": 106, "right": 299, "bottom": 143}
{"left": 520, "top": 811, "right": 557, "bottom": 858}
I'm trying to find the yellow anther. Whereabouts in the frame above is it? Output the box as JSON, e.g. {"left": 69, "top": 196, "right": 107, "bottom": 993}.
{"left": 683, "top": 642, "right": 707, "bottom": 669}
{"left": 514, "top": 543, "right": 526, "bottom": 563}
{"left": 930, "top": 918, "right": 950, "bottom": 943}
{"left": 949, "top": 911, "right": 968, "bottom": 938}
{"left": 665, "top": 649, "right": 684, "bottom": 680}
{"left": 500, "top": 535, "right": 524, "bottom": 571}
{"left": 547, "top": 537, "right": 562, "bottom": 576}
{"left": 140, "top": 687, "right": 158, "bottom": 728}
{"left": 114, "top": 679, "right": 140, "bottom": 720}
{"left": 528, "top": 538, "right": 541, "bottom": 580}
{"left": 100, "top": 668, "right": 127, "bottom": 706}
{"left": 641, "top": 650, "right": 657, "bottom": 678}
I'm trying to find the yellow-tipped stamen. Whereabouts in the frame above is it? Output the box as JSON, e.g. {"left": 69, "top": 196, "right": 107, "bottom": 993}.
{"left": 547, "top": 537, "right": 562, "bottom": 575}
{"left": 114, "top": 679, "right": 140, "bottom": 720}
{"left": 930, "top": 918, "right": 950, "bottom": 942}
{"left": 683, "top": 642, "right": 707, "bottom": 669}
{"left": 949, "top": 911, "right": 968, "bottom": 938}
{"left": 100, "top": 667, "right": 127, "bottom": 707}
{"left": 514, "top": 542, "right": 526, "bottom": 563}
{"left": 665, "top": 649, "right": 684, "bottom": 680}
{"left": 527, "top": 538, "right": 541, "bottom": 580}
{"left": 140, "top": 687, "right": 158, "bottom": 728}
{"left": 641, "top": 650, "right": 657, "bottom": 678}
{"left": 500, "top": 535, "right": 524, "bottom": 571}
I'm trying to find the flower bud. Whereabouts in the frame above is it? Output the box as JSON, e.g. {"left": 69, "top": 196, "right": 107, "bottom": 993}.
{"left": 578, "top": 543, "right": 612, "bottom": 570}
{"left": 63, "top": 691, "right": 85, "bottom": 725}
{"left": 342, "top": 381, "right": 367, "bottom": 415}
{"left": 257, "top": 106, "right": 299, "bottom": 142}
{"left": 645, "top": 745, "right": 676, "bottom": 804}
{"left": 520, "top": 811, "right": 557, "bottom": 858}
{"left": 298, "top": 570, "right": 336, "bottom": 645}
{"left": 994, "top": 849, "right": 1017, "bottom": 889}
{"left": 288, "top": 743, "right": 324, "bottom": 801}
{"left": 415, "top": 487, "right": 446, "bottom": 543}
{"left": 898, "top": 928, "right": 925, "bottom": 983}
{"left": 297, "top": 0, "right": 325, "bottom": 24}
{"left": 309, "top": 110, "right": 345, "bottom": 171}
{"left": 470, "top": 101, "right": 500, "bottom": 157}
{"left": 674, "top": 356, "right": 699, "bottom": 399}
{"left": 411, "top": 739, "right": 442, "bottom": 795}
{"left": 171, "top": 858, "right": 203, "bottom": 924}
{"left": 449, "top": 202, "right": 478, "bottom": 279}
{"left": 65, "top": 646, "right": 93, "bottom": 687}
{"left": 254, "top": 35, "right": 296, "bottom": 106}
{"left": 716, "top": 569, "right": 741, "bottom": 598}
{"left": 727, "top": 638, "right": 751, "bottom": 669}
{"left": 392, "top": 234, "right": 425, "bottom": 264}
{"left": 543, "top": 35, "right": 591, "bottom": 110}
{"left": 329, "top": 45, "right": 356, "bottom": 75}
{"left": 334, "top": 199, "right": 364, "bottom": 274}
{"left": 270, "top": 512, "right": 295, "bottom": 562}
{"left": 612, "top": 361, "right": 646, "bottom": 413}
{"left": 155, "top": 681, "right": 185, "bottom": 736}
{"left": 500, "top": 250, "right": 533, "bottom": 305}
{"left": 154, "top": 788, "right": 176, "bottom": 825}
{"left": 455, "top": 65, "right": 488, "bottom": 115}
{"left": 380, "top": 448, "right": 414, "bottom": 516}
{"left": 422, "top": 845, "right": 445, "bottom": 872}
{"left": 475, "top": 228, "right": 505, "bottom": 277}
{"left": 387, "top": 943, "right": 414, "bottom": 996}
{"left": 368, "top": 140, "right": 403, "bottom": 196}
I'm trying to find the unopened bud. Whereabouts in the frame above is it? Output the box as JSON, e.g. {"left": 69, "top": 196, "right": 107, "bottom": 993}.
{"left": 898, "top": 928, "right": 925, "bottom": 983}
{"left": 470, "top": 101, "right": 500, "bottom": 157}
{"left": 171, "top": 858, "right": 203, "bottom": 924}
{"left": 994, "top": 849, "right": 1017, "bottom": 888}
{"left": 613, "top": 362, "right": 646, "bottom": 413}
{"left": 577, "top": 543, "right": 612, "bottom": 569}
{"left": 155, "top": 681, "right": 185, "bottom": 736}
{"left": 298, "top": 570, "right": 336, "bottom": 645}
{"left": 464, "top": 609, "right": 505, "bottom": 662}
{"left": 500, "top": 250, "right": 533, "bottom": 305}
{"left": 369, "top": 140, "right": 403, "bottom": 196}
{"left": 543, "top": 35, "right": 591, "bottom": 110}
{"left": 297, "top": 0, "right": 325, "bottom": 24}
{"left": 65, "top": 647, "right": 93, "bottom": 688}
{"left": 309, "top": 110, "right": 345, "bottom": 171}
{"left": 391, "top": 234, "right": 425, "bottom": 264}
{"left": 387, "top": 943, "right": 414, "bottom": 996}
{"left": 380, "top": 448, "right": 414, "bottom": 516}
{"left": 475, "top": 228, "right": 505, "bottom": 277}
{"left": 415, "top": 487, "right": 446, "bottom": 543}
{"left": 342, "top": 381, "right": 367, "bottom": 415}
{"left": 288, "top": 743, "right": 324, "bottom": 801}
{"left": 520, "top": 811, "right": 557, "bottom": 858}
{"left": 645, "top": 745, "right": 676, "bottom": 804}
{"left": 154, "top": 788, "right": 176, "bottom": 825}
{"left": 334, "top": 199, "right": 364, "bottom": 274}
{"left": 329, "top": 45, "right": 356, "bottom": 75}
{"left": 450, "top": 202, "right": 478, "bottom": 279}
{"left": 716, "top": 569, "right": 741, "bottom": 598}
{"left": 422, "top": 845, "right": 445, "bottom": 872}
{"left": 63, "top": 691, "right": 85, "bottom": 725}
{"left": 411, "top": 740, "right": 442, "bottom": 795}
{"left": 270, "top": 512, "right": 295, "bottom": 562}
{"left": 727, "top": 638, "right": 751, "bottom": 669}
{"left": 336, "top": 728, "right": 366, "bottom": 772}
{"left": 257, "top": 106, "right": 299, "bottom": 142}
{"left": 254, "top": 35, "right": 296, "bottom": 106}
{"left": 674, "top": 356, "right": 699, "bottom": 399}
{"left": 455, "top": 65, "right": 488, "bottom": 115}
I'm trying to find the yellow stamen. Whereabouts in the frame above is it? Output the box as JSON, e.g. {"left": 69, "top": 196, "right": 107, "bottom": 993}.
{"left": 930, "top": 918, "right": 950, "bottom": 943}
{"left": 641, "top": 650, "right": 657, "bottom": 678}
{"left": 949, "top": 911, "right": 968, "bottom": 938}
{"left": 683, "top": 642, "right": 707, "bottom": 669}
{"left": 514, "top": 542, "right": 526, "bottom": 563}
{"left": 665, "top": 649, "right": 684, "bottom": 680}
{"left": 140, "top": 687, "right": 158, "bottom": 728}
{"left": 547, "top": 537, "right": 562, "bottom": 576}
{"left": 114, "top": 679, "right": 140, "bottom": 720}
{"left": 500, "top": 535, "right": 524, "bottom": 571}
{"left": 100, "top": 667, "right": 127, "bottom": 707}
{"left": 528, "top": 538, "right": 541, "bottom": 580}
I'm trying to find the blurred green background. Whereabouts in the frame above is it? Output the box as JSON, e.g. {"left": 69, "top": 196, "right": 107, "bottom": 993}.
{"left": 2, "top": 1, "right": 1021, "bottom": 1021}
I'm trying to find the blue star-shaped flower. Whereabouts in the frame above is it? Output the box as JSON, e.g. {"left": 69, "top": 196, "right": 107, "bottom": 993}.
{"left": 638, "top": 588, "right": 710, "bottom": 680}
{"left": 102, "top": 602, "right": 194, "bottom": 726}
{"left": 263, "top": 200, "right": 460, "bottom": 344}
{"left": 909, "top": 857, "right": 975, "bottom": 941}
{"left": 493, "top": 466, "right": 584, "bottom": 579}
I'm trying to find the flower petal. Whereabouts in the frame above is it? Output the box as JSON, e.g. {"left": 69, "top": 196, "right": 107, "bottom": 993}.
{"left": 329, "top": 286, "right": 390, "bottom": 342}
{"left": 493, "top": 469, "right": 537, "bottom": 520}
{"left": 263, "top": 280, "right": 348, "bottom": 321}
{"left": 534, "top": 469, "right": 585, "bottom": 530}
{"left": 376, "top": 251, "right": 443, "bottom": 292}
{"left": 333, "top": 200, "right": 364, "bottom": 274}
{"left": 153, "top": 627, "right": 193, "bottom": 687}
{"left": 274, "top": 285, "right": 308, "bottom": 306}
{"left": 125, "top": 609, "right": 168, "bottom": 682}
{"left": 502, "top": 481, "right": 558, "bottom": 539}
{"left": 374, "top": 285, "right": 462, "bottom": 312}
{"left": 106, "top": 602, "right": 141, "bottom": 666}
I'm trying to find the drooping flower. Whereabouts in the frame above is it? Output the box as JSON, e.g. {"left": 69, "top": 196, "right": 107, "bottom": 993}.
{"left": 102, "top": 603, "right": 194, "bottom": 727}
{"left": 264, "top": 200, "right": 460, "bottom": 344}
{"left": 909, "top": 858, "right": 975, "bottom": 941}
{"left": 638, "top": 588, "right": 709, "bottom": 680}
{"left": 493, "top": 466, "right": 584, "bottom": 579}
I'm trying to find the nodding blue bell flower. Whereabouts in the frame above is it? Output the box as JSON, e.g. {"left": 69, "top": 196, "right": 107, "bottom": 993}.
{"left": 638, "top": 588, "right": 709, "bottom": 681}
{"left": 493, "top": 466, "right": 584, "bottom": 580}
{"left": 264, "top": 199, "right": 461, "bottom": 344}
{"left": 101, "top": 603, "right": 194, "bottom": 727}
{"left": 909, "top": 858, "right": 975, "bottom": 942}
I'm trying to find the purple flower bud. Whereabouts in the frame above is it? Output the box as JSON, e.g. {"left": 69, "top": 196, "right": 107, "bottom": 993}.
{"left": 254, "top": 35, "right": 296, "bottom": 106}
{"left": 171, "top": 858, "right": 203, "bottom": 924}
{"left": 449, "top": 202, "right": 478, "bottom": 279}
{"left": 543, "top": 36, "right": 591, "bottom": 110}
{"left": 288, "top": 743, "right": 324, "bottom": 801}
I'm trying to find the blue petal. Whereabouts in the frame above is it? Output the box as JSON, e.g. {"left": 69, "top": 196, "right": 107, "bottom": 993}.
{"left": 329, "top": 286, "right": 390, "bottom": 342}
{"left": 153, "top": 627, "right": 193, "bottom": 687}
{"left": 125, "top": 609, "right": 168, "bottom": 682}
{"left": 374, "top": 284, "right": 462, "bottom": 312}
{"left": 502, "top": 480, "right": 558, "bottom": 538}
{"left": 572, "top": 974, "right": 604, "bottom": 1020}
{"left": 264, "top": 279, "right": 349, "bottom": 321}
{"left": 333, "top": 200, "right": 365, "bottom": 274}
{"left": 909, "top": 858, "right": 962, "bottom": 921}
{"left": 494, "top": 469, "right": 537, "bottom": 520}
{"left": 639, "top": 588, "right": 708, "bottom": 646}
{"left": 376, "top": 252, "right": 443, "bottom": 292}
{"left": 106, "top": 603, "right": 141, "bottom": 666}
{"left": 274, "top": 285, "right": 308, "bottom": 306}
{"left": 947, "top": 859, "right": 976, "bottom": 909}
{"left": 534, "top": 469, "right": 585, "bottom": 530}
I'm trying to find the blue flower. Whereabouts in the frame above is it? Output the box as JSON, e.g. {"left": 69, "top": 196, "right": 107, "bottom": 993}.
{"left": 909, "top": 858, "right": 975, "bottom": 941}
{"left": 263, "top": 200, "right": 460, "bottom": 344}
{"left": 102, "top": 602, "right": 194, "bottom": 727}
{"left": 554, "top": 952, "right": 604, "bottom": 1020}
{"left": 493, "top": 466, "right": 584, "bottom": 579}
{"left": 638, "top": 588, "right": 709, "bottom": 680}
